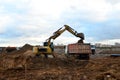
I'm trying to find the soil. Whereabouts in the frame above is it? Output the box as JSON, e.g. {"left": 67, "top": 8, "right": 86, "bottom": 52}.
{"left": 0, "top": 44, "right": 120, "bottom": 80}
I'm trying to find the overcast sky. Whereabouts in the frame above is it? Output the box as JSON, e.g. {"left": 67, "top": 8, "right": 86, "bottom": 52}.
{"left": 0, "top": 0, "right": 120, "bottom": 46}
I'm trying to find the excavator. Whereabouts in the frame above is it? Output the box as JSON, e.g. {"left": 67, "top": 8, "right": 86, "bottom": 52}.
{"left": 33, "top": 25, "right": 85, "bottom": 58}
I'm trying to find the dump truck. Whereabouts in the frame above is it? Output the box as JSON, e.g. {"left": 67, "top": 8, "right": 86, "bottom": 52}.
{"left": 67, "top": 43, "right": 92, "bottom": 60}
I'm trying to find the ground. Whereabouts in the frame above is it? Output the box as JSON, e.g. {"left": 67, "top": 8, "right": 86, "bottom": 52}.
{"left": 0, "top": 44, "right": 120, "bottom": 80}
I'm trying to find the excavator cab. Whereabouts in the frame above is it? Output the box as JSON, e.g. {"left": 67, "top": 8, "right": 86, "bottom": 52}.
{"left": 43, "top": 42, "right": 54, "bottom": 51}
{"left": 35, "top": 42, "right": 54, "bottom": 58}
{"left": 38, "top": 42, "right": 53, "bottom": 53}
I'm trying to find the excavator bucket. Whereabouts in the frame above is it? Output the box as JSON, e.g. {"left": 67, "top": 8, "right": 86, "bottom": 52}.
{"left": 77, "top": 33, "right": 84, "bottom": 40}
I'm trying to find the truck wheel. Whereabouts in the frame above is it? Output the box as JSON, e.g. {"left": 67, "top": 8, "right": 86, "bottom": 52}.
{"left": 78, "top": 54, "right": 89, "bottom": 60}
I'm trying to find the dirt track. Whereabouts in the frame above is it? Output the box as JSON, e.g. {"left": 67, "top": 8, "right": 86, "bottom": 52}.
{"left": 0, "top": 44, "right": 120, "bottom": 80}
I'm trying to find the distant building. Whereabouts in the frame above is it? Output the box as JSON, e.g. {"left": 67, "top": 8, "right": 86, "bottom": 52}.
{"left": 95, "top": 43, "right": 101, "bottom": 47}
{"left": 0, "top": 47, "right": 5, "bottom": 53}
{"left": 95, "top": 43, "right": 112, "bottom": 47}
{"left": 0, "top": 47, "right": 3, "bottom": 53}
{"left": 115, "top": 42, "right": 120, "bottom": 47}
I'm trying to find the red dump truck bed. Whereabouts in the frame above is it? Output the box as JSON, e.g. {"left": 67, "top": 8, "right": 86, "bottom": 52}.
{"left": 67, "top": 43, "right": 92, "bottom": 54}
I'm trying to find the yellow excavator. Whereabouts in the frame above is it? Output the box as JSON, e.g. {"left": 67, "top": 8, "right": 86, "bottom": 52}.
{"left": 33, "top": 25, "right": 84, "bottom": 58}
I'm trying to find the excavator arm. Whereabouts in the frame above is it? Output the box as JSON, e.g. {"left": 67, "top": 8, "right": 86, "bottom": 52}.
{"left": 64, "top": 25, "right": 84, "bottom": 40}
{"left": 46, "top": 25, "right": 84, "bottom": 45}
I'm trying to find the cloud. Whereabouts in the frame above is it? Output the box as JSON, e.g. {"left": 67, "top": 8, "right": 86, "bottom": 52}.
{"left": 0, "top": 15, "right": 14, "bottom": 33}
{"left": 97, "top": 39, "right": 120, "bottom": 45}
{"left": 106, "top": 0, "right": 120, "bottom": 5}
{"left": 0, "top": 0, "right": 120, "bottom": 46}
{"left": 59, "top": 0, "right": 112, "bottom": 22}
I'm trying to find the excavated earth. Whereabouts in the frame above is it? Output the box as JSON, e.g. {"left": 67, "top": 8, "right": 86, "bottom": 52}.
{"left": 0, "top": 44, "right": 120, "bottom": 80}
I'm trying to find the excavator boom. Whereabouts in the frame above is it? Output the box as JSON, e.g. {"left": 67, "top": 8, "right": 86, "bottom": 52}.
{"left": 46, "top": 25, "right": 84, "bottom": 45}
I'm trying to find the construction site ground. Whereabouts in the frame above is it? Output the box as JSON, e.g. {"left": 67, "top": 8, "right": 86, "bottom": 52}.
{"left": 0, "top": 44, "right": 120, "bottom": 80}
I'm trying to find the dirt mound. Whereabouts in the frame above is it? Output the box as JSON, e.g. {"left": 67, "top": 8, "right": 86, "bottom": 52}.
{"left": 0, "top": 44, "right": 34, "bottom": 70}
{"left": 10, "top": 44, "right": 33, "bottom": 55}
{"left": 20, "top": 44, "right": 33, "bottom": 52}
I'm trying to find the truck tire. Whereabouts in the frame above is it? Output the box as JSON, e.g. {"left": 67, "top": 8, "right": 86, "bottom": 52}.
{"left": 78, "top": 54, "right": 89, "bottom": 60}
